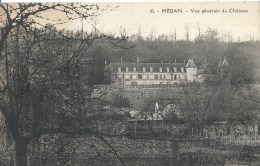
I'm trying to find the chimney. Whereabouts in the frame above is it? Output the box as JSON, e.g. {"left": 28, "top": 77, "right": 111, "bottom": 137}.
{"left": 137, "top": 57, "right": 140, "bottom": 64}
{"left": 155, "top": 102, "right": 159, "bottom": 110}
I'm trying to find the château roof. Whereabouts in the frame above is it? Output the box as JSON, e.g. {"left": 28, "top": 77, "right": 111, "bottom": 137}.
{"left": 110, "top": 62, "right": 186, "bottom": 72}
{"left": 218, "top": 57, "right": 229, "bottom": 69}
{"left": 222, "top": 58, "right": 229, "bottom": 67}
{"left": 185, "top": 58, "right": 197, "bottom": 68}
{"left": 218, "top": 60, "right": 222, "bottom": 68}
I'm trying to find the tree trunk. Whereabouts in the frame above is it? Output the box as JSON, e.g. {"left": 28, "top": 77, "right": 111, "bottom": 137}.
{"left": 14, "top": 138, "right": 28, "bottom": 166}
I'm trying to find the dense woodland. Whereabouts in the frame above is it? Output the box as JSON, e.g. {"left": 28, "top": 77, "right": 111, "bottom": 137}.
{"left": 89, "top": 28, "right": 260, "bottom": 85}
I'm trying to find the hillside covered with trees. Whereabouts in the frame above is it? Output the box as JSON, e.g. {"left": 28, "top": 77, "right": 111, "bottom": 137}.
{"left": 90, "top": 27, "right": 260, "bottom": 85}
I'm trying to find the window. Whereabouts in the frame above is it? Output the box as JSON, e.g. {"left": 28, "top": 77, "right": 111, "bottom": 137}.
{"left": 155, "top": 74, "right": 158, "bottom": 79}
{"left": 159, "top": 67, "right": 162, "bottom": 72}
{"left": 167, "top": 67, "right": 170, "bottom": 72}
{"left": 166, "top": 74, "right": 171, "bottom": 80}
{"left": 174, "top": 75, "right": 177, "bottom": 80}
{"left": 133, "top": 67, "right": 136, "bottom": 72}
{"left": 150, "top": 67, "right": 153, "bottom": 72}
{"left": 118, "top": 74, "right": 123, "bottom": 79}
{"left": 118, "top": 67, "right": 121, "bottom": 72}
{"left": 138, "top": 74, "right": 142, "bottom": 79}
{"left": 126, "top": 67, "right": 129, "bottom": 72}
{"left": 173, "top": 67, "right": 177, "bottom": 72}
{"left": 181, "top": 67, "right": 184, "bottom": 72}
{"left": 143, "top": 67, "right": 146, "bottom": 72}
{"left": 125, "top": 74, "right": 129, "bottom": 79}
{"left": 180, "top": 74, "right": 184, "bottom": 80}
{"left": 149, "top": 75, "right": 154, "bottom": 79}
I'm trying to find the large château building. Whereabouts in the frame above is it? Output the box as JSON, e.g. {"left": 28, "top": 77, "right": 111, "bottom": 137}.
{"left": 105, "top": 57, "right": 229, "bottom": 86}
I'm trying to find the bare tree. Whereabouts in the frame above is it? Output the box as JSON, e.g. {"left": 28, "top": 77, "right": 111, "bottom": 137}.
{"left": 185, "top": 25, "right": 190, "bottom": 42}
{"left": 174, "top": 28, "right": 177, "bottom": 42}
{"left": 195, "top": 23, "right": 203, "bottom": 42}
{"left": 204, "top": 28, "right": 218, "bottom": 43}
{"left": 0, "top": 3, "right": 130, "bottom": 166}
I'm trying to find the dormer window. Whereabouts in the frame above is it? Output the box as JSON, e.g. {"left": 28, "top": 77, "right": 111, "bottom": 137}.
{"left": 150, "top": 67, "right": 153, "bottom": 72}
{"left": 143, "top": 67, "right": 146, "bottom": 72}
{"left": 133, "top": 67, "right": 136, "bottom": 72}
{"left": 181, "top": 67, "right": 184, "bottom": 72}
{"left": 126, "top": 67, "right": 129, "bottom": 72}
{"left": 118, "top": 67, "right": 121, "bottom": 72}
{"left": 166, "top": 67, "right": 170, "bottom": 72}
{"left": 159, "top": 67, "right": 162, "bottom": 72}
{"left": 173, "top": 67, "right": 177, "bottom": 72}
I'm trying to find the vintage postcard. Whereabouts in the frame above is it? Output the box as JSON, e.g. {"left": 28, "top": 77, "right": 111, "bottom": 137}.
{"left": 0, "top": 2, "right": 260, "bottom": 166}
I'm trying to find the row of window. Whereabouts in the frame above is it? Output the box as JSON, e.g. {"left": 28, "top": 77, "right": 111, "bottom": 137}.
{"left": 117, "top": 74, "right": 185, "bottom": 80}
{"left": 117, "top": 66, "right": 185, "bottom": 73}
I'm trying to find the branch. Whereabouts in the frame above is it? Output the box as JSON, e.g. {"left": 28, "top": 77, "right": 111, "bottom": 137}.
{"left": 0, "top": 4, "right": 12, "bottom": 23}
{"left": 95, "top": 134, "right": 128, "bottom": 166}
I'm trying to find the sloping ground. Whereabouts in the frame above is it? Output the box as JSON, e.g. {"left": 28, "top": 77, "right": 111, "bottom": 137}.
{"left": 92, "top": 85, "right": 184, "bottom": 109}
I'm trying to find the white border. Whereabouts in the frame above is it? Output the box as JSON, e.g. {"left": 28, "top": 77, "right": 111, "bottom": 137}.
{"left": 1, "top": 0, "right": 260, "bottom": 3}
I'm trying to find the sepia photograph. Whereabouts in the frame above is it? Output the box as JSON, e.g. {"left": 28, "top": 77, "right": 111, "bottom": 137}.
{"left": 0, "top": 2, "right": 260, "bottom": 166}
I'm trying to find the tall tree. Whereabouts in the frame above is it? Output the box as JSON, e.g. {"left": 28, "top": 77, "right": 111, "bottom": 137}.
{"left": 0, "top": 3, "right": 129, "bottom": 166}
{"left": 185, "top": 25, "right": 190, "bottom": 42}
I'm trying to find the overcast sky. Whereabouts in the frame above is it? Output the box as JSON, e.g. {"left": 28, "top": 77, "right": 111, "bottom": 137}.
{"left": 57, "top": 3, "right": 259, "bottom": 41}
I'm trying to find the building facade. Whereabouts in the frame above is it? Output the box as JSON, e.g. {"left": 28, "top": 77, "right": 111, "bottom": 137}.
{"left": 105, "top": 57, "right": 228, "bottom": 86}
